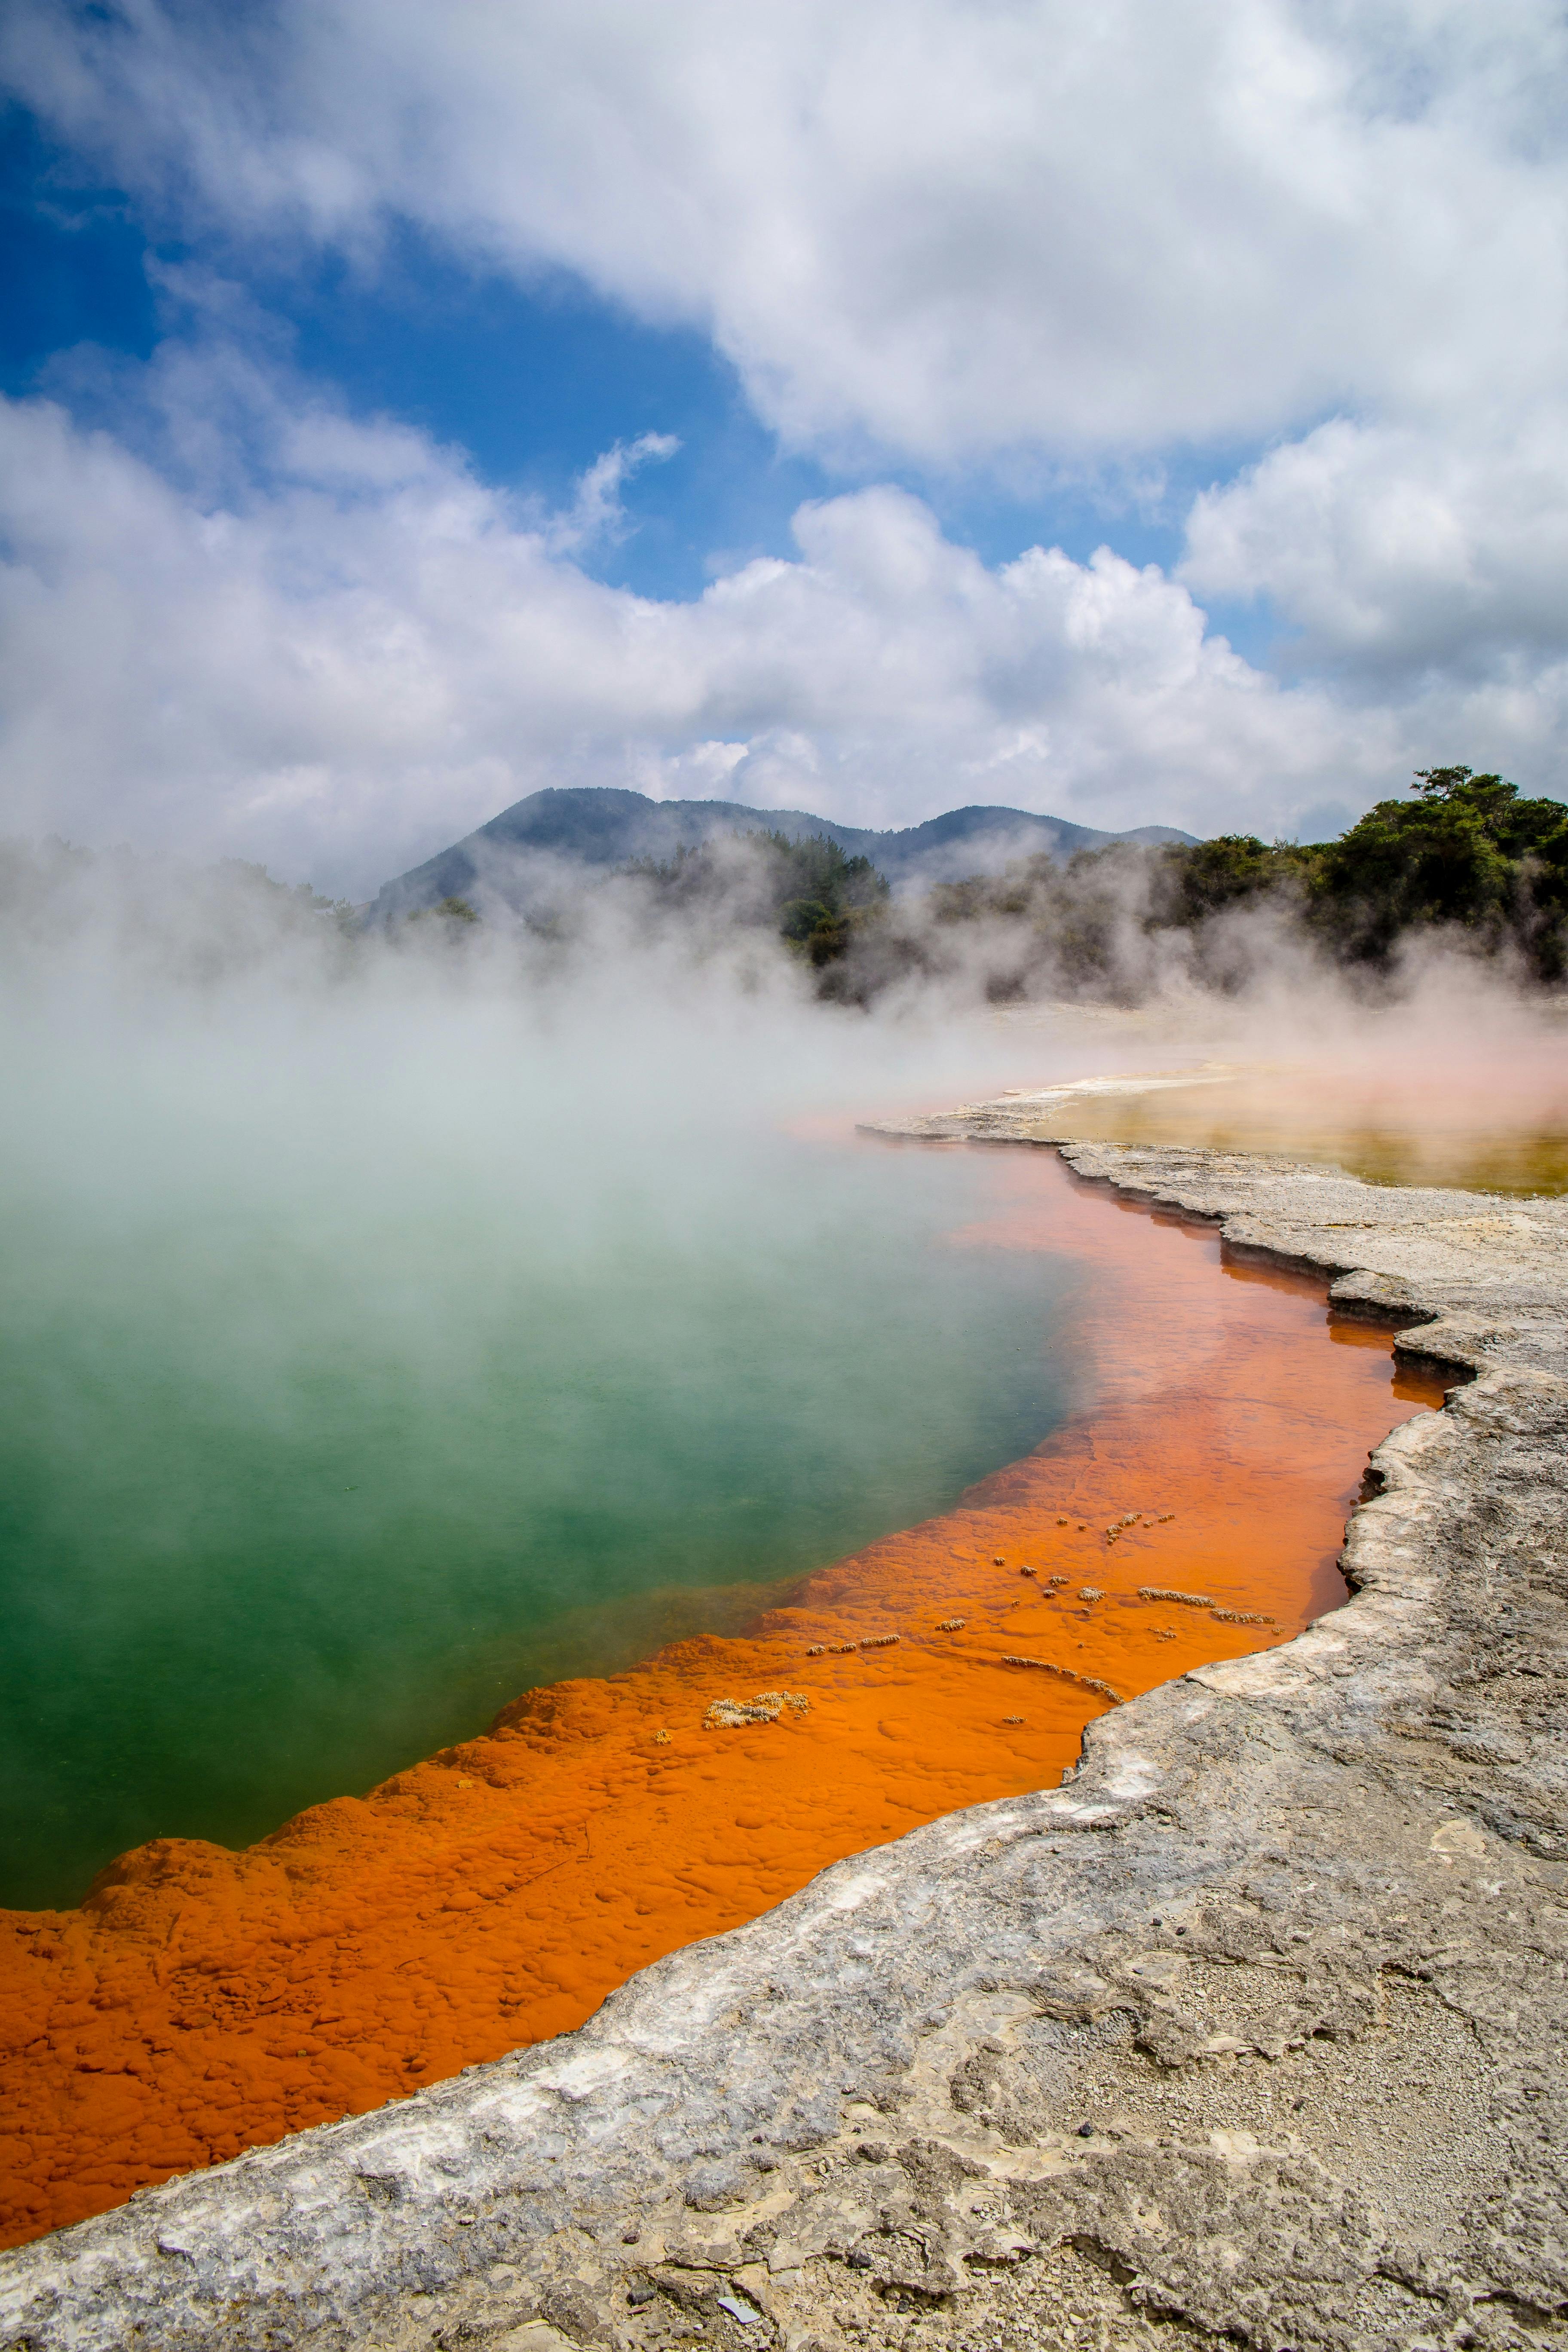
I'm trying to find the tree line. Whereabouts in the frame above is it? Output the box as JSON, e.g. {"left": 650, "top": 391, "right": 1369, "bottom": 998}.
{"left": 815, "top": 766, "right": 1568, "bottom": 1002}
{"left": 445, "top": 767, "right": 1568, "bottom": 999}
{"left": 6, "top": 766, "right": 1562, "bottom": 1004}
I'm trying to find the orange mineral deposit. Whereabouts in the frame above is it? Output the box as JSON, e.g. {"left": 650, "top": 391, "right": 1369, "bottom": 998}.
{"left": 0, "top": 1148, "right": 1447, "bottom": 2248}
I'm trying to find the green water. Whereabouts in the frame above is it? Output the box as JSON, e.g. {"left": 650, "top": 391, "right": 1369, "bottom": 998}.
{"left": 0, "top": 1127, "right": 1085, "bottom": 1910}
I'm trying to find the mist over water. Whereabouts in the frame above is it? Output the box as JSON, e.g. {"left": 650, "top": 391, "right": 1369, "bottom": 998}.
{"left": 0, "top": 930, "right": 1095, "bottom": 1911}
{"left": 6, "top": 848, "right": 1561, "bottom": 1914}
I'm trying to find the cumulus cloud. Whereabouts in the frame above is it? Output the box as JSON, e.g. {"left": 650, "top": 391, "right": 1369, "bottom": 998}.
{"left": 1183, "top": 406, "right": 1568, "bottom": 686}
{"left": 3, "top": 2, "right": 1566, "bottom": 877}
{"left": 0, "top": 340, "right": 1409, "bottom": 895}
{"left": 7, "top": 0, "right": 1568, "bottom": 462}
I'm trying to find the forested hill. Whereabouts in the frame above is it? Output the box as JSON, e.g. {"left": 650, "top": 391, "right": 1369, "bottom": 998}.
{"left": 582, "top": 765, "right": 1568, "bottom": 1001}
{"left": 367, "top": 785, "right": 1193, "bottom": 922}
{"left": 901, "top": 766, "right": 1568, "bottom": 1000}
{"left": 364, "top": 766, "right": 1568, "bottom": 1003}
{"left": 3, "top": 767, "right": 1561, "bottom": 1008}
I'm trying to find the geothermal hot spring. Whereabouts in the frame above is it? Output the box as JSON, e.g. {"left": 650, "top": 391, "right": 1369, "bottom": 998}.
{"left": 0, "top": 950, "right": 1498, "bottom": 2248}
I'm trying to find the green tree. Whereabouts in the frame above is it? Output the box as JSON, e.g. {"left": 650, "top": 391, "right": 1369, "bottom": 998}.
{"left": 1313, "top": 766, "right": 1568, "bottom": 972}
{"left": 1154, "top": 833, "right": 1314, "bottom": 927}
{"left": 406, "top": 894, "right": 480, "bottom": 928}
{"left": 628, "top": 830, "right": 889, "bottom": 970}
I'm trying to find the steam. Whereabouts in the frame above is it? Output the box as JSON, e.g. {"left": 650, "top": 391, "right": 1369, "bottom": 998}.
{"left": 0, "top": 847, "right": 1143, "bottom": 1908}
{"left": 1, "top": 838, "right": 1561, "bottom": 1909}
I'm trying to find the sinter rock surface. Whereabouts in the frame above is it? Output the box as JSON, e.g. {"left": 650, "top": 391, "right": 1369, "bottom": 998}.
{"left": 3, "top": 1131, "right": 1565, "bottom": 2352}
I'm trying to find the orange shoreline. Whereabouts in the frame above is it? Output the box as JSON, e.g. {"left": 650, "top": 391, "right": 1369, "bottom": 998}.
{"left": 0, "top": 1150, "right": 1446, "bottom": 2249}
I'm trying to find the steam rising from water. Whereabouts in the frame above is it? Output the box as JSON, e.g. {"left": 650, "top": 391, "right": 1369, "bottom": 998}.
{"left": 0, "top": 870, "right": 1117, "bottom": 1908}
{"left": 2, "top": 849, "right": 1561, "bottom": 1908}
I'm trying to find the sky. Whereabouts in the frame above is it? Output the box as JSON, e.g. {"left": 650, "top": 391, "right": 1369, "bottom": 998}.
{"left": 2, "top": 1, "right": 1567, "bottom": 900}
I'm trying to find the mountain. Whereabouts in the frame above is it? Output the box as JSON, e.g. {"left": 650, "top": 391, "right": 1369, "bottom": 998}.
{"left": 365, "top": 786, "right": 1195, "bottom": 922}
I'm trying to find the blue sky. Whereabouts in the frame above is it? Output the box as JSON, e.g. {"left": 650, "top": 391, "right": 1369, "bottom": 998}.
{"left": 0, "top": 3, "right": 1564, "bottom": 894}
{"left": 5, "top": 99, "right": 1239, "bottom": 610}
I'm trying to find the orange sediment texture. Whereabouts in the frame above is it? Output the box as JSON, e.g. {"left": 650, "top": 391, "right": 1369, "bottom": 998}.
{"left": 0, "top": 1151, "right": 1446, "bottom": 2248}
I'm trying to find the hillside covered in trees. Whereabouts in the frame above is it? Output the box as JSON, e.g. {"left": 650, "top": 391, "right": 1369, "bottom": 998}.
{"left": 817, "top": 766, "right": 1568, "bottom": 1003}
{"left": 3, "top": 767, "right": 1562, "bottom": 1008}
{"left": 597, "top": 766, "right": 1567, "bottom": 1001}
{"left": 626, "top": 830, "right": 890, "bottom": 968}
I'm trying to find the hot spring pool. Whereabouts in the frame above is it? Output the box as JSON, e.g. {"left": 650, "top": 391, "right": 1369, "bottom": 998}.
{"left": 0, "top": 1129, "right": 1089, "bottom": 1909}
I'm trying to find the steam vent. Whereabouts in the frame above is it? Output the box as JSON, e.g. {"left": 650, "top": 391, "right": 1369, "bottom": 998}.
{"left": 3, "top": 1129, "right": 1566, "bottom": 2352}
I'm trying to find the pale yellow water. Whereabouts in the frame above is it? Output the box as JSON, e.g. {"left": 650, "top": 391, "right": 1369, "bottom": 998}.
{"left": 1018, "top": 1058, "right": 1568, "bottom": 1196}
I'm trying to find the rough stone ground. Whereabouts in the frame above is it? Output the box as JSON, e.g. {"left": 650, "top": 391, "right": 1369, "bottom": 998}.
{"left": 4, "top": 1120, "right": 1566, "bottom": 2352}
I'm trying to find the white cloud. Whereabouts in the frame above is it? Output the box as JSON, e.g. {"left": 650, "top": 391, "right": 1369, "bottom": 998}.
{"left": 0, "top": 353, "right": 1415, "bottom": 895}
{"left": 1183, "top": 406, "right": 1568, "bottom": 685}
{"left": 3, "top": 3, "right": 1566, "bottom": 877}
{"left": 542, "top": 432, "right": 681, "bottom": 557}
{"left": 7, "top": 0, "right": 1568, "bottom": 462}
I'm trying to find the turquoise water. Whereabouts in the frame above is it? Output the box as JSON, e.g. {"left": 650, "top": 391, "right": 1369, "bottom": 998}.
{"left": 0, "top": 1121, "right": 1087, "bottom": 1910}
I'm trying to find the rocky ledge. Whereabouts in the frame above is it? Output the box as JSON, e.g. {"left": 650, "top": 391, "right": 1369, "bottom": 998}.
{"left": 4, "top": 1126, "right": 1567, "bottom": 2352}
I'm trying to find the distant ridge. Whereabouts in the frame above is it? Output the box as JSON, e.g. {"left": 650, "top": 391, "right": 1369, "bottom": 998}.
{"left": 368, "top": 787, "right": 1194, "bottom": 921}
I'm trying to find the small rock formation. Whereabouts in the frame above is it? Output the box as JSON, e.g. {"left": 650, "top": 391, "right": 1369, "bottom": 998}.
{"left": 703, "top": 1693, "right": 811, "bottom": 1730}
